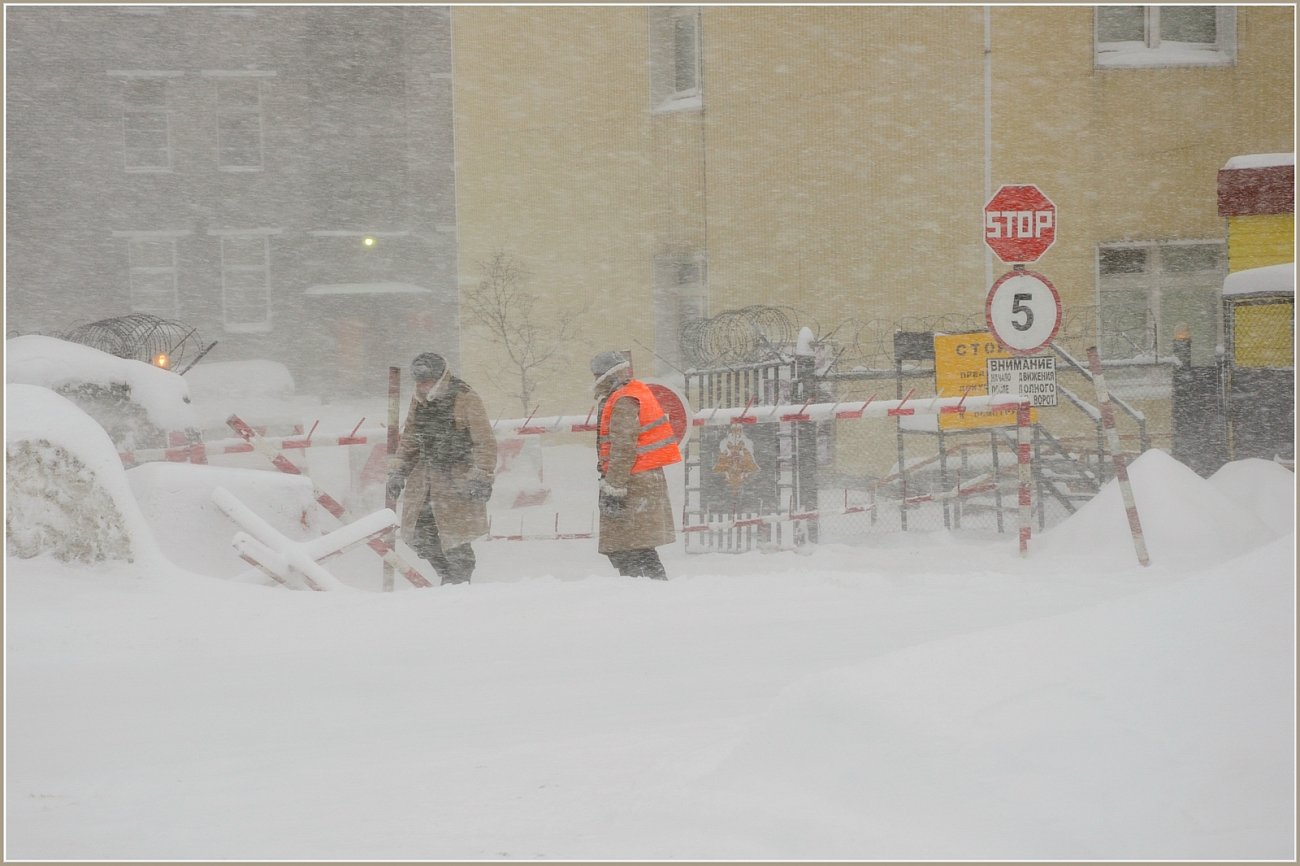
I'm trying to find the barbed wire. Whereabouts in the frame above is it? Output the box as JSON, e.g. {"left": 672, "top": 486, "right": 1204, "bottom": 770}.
{"left": 679, "top": 305, "right": 801, "bottom": 367}
{"left": 59, "top": 314, "right": 208, "bottom": 370}
{"left": 681, "top": 304, "right": 1155, "bottom": 372}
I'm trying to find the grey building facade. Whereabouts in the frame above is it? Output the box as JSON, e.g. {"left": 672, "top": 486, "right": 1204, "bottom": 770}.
{"left": 5, "top": 4, "right": 458, "bottom": 396}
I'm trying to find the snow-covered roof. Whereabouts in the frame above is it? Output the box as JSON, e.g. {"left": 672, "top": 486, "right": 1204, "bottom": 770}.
{"left": 303, "top": 282, "right": 433, "bottom": 296}
{"left": 5, "top": 334, "right": 198, "bottom": 432}
{"left": 1223, "top": 153, "right": 1295, "bottom": 170}
{"left": 1223, "top": 262, "right": 1295, "bottom": 298}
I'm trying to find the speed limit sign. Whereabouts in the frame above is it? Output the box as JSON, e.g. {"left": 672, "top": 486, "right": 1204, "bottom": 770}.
{"left": 985, "top": 269, "right": 1062, "bottom": 354}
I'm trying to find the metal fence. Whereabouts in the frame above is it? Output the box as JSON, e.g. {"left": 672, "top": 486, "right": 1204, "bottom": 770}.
{"left": 677, "top": 305, "right": 1160, "bottom": 550}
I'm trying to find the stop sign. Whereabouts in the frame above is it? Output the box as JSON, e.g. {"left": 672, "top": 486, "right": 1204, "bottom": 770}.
{"left": 984, "top": 184, "right": 1056, "bottom": 263}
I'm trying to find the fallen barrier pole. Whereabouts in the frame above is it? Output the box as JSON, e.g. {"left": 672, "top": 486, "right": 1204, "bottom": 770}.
{"left": 226, "top": 414, "right": 434, "bottom": 588}
{"left": 213, "top": 485, "right": 399, "bottom": 591}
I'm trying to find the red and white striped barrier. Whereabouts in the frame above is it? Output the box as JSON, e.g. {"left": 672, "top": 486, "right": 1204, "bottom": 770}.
{"left": 119, "top": 419, "right": 386, "bottom": 467}
{"left": 212, "top": 486, "right": 400, "bottom": 592}
{"left": 125, "top": 393, "right": 1021, "bottom": 462}
{"left": 1086, "top": 347, "right": 1150, "bottom": 567}
{"left": 226, "top": 414, "right": 435, "bottom": 588}
{"left": 487, "top": 391, "right": 1019, "bottom": 437}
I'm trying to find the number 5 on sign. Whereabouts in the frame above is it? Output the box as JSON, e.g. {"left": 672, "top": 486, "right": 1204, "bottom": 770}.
{"left": 985, "top": 270, "right": 1062, "bottom": 355}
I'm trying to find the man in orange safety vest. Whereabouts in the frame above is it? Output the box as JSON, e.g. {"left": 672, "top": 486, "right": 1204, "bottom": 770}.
{"left": 590, "top": 350, "right": 682, "bottom": 580}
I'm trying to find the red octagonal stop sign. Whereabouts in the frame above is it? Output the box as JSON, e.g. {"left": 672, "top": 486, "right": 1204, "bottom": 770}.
{"left": 984, "top": 184, "right": 1056, "bottom": 263}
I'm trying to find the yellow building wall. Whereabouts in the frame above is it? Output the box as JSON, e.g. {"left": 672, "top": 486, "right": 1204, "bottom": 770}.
{"left": 451, "top": 7, "right": 656, "bottom": 418}
{"left": 451, "top": 6, "right": 1295, "bottom": 420}
{"left": 703, "top": 7, "right": 990, "bottom": 325}
{"left": 1227, "top": 214, "right": 1296, "bottom": 272}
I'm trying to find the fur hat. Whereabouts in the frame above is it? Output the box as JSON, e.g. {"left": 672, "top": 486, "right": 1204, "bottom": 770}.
{"left": 590, "top": 350, "right": 631, "bottom": 379}
{"left": 410, "top": 352, "right": 447, "bottom": 382}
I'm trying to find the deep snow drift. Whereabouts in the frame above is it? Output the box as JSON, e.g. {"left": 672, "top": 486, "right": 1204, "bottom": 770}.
{"left": 4, "top": 379, "right": 1296, "bottom": 861}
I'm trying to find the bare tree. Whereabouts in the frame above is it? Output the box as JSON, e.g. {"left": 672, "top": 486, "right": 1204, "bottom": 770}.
{"left": 464, "top": 251, "right": 583, "bottom": 415}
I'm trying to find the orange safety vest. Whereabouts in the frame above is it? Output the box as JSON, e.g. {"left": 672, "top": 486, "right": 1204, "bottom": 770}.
{"left": 598, "top": 380, "right": 682, "bottom": 475}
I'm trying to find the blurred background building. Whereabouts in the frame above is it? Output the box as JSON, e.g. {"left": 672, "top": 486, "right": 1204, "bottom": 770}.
{"left": 5, "top": 5, "right": 458, "bottom": 395}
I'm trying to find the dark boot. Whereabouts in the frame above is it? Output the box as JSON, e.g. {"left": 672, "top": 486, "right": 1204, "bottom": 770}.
{"left": 607, "top": 548, "right": 667, "bottom": 580}
{"left": 440, "top": 543, "right": 476, "bottom": 585}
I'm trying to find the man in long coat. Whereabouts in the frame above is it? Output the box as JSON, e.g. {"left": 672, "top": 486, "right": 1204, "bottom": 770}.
{"left": 388, "top": 352, "right": 497, "bottom": 585}
{"left": 590, "top": 350, "right": 681, "bottom": 580}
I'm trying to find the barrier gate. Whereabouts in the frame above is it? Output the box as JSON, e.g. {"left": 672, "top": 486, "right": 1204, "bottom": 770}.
{"left": 682, "top": 354, "right": 823, "bottom": 553}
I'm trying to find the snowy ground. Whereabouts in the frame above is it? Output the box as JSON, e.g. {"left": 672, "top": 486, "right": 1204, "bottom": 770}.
{"left": 4, "top": 375, "right": 1296, "bottom": 861}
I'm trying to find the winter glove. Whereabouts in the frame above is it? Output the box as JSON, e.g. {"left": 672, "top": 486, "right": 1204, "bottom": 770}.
{"left": 386, "top": 471, "right": 407, "bottom": 503}
{"left": 598, "top": 480, "right": 628, "bottom": 517}
{"left": 462, "top": 467, "right": 494, "bottom": 503}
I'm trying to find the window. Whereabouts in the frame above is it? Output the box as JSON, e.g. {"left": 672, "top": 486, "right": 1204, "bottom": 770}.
{"left": 217, "top": 233, "right": 273, "bottom": 332}
{"left": 649, "top": 6, "right": 702, "bottom": 111}
{"left": 1097, "top": 241, "right": 1226, "bottom": 365}
{"left": 654, "top": 251, "right": 708, "bottom": 374}
{"left": 121, "top": 77, "right": 172, "bottom": 171}
{"left": 215, "top": 78, "right": 264, "bottom": 170}
{"left": 125, "top": 236, "right": 179, "bottom": 318}
{"left": 1095, "top": 6, "right": 1236, "bottom": 68}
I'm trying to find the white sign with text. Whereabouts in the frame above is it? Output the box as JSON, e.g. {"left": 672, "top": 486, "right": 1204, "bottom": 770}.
{"left": 986, "top": 355, "right": 1058, "bottom": 407}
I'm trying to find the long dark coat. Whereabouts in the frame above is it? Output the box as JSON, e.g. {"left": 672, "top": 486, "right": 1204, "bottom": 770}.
{"left": 597, "top": 386, "right": 677, "bottom": 555}
{"left": 395, "top": 378, "right": 497, "bottom": 551}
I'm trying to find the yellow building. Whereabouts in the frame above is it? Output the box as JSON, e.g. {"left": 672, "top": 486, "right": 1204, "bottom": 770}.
{"left": 450, "top": 5, "right": 1294, "bottom": 421}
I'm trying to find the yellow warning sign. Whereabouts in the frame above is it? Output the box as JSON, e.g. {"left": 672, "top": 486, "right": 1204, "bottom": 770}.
{"left": 933, "top": 331, "right": 1036, "bottom": 430}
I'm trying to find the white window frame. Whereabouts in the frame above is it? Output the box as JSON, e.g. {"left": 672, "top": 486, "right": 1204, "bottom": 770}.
{"left": 111, "top": 71, "right": 180, "bottom": 172}
{"left": 1095, "top": 6, "right": 1236, "bottom": 69}
{"left": 212, "top": 228, "right": 279, "bottom": 334}
{"left": 114, "top": 229, "right": 189, "bottom": 318}
{"left": 1096, "top": 239, "right": 1227, "bottom": 365}
{"left": 203, "top": 71, "right": 275, "bottom": 171}
{"left": 654, "top": 250, "right": 708, "bottom": 374}
{"left": 649, "top": 6, "right": 703, "bottom": 113}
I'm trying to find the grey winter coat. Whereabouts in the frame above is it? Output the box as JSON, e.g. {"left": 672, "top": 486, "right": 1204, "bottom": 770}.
{"left": 597, "top": 387, "right": 677, "bottom": 555}
{"left": 395, "top": 378, "right": 497, "bottom": 551}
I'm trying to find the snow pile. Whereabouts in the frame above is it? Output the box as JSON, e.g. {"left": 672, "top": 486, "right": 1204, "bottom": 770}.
{"left": 182, "top": 358, "right": 319, "bottom": 437}
{"left": 1222, "top": 261, "right": 1295, "bottom": 297}
{"left": 1036, "top": 448, "right": 1279, "bottom": 570}
{"left": 6, "top": 335, "right": 198, "bottom": 436}
{"left": 126, "top": 462, "right": 320, "bottom": 580}
{"left": 4, "top": 385, "right": 160, "bottom": 565}
{"left": 1208, "top": 457, "right": 1297, "bottom": 538}
{"left": 1223, "top": 152, "right": 1295, "bottom": 169}
{"left": 183, "top": 359, "right": 296, "bottom": 402}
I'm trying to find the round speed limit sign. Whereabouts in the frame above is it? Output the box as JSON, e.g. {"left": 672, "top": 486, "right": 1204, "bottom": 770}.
{"left": 985, "top": 269, "right": 1062, "bottom": 354}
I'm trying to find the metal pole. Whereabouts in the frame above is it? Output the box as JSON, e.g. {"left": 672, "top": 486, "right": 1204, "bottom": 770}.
{"left": 1017, "top": 402, "right": 1032, "bottom": 556}
{"left": 1086, "top": 347, "right": 1150, "bottom": 567}
{"left": 384, "top": 366, "right": 401, "bottom": 591}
